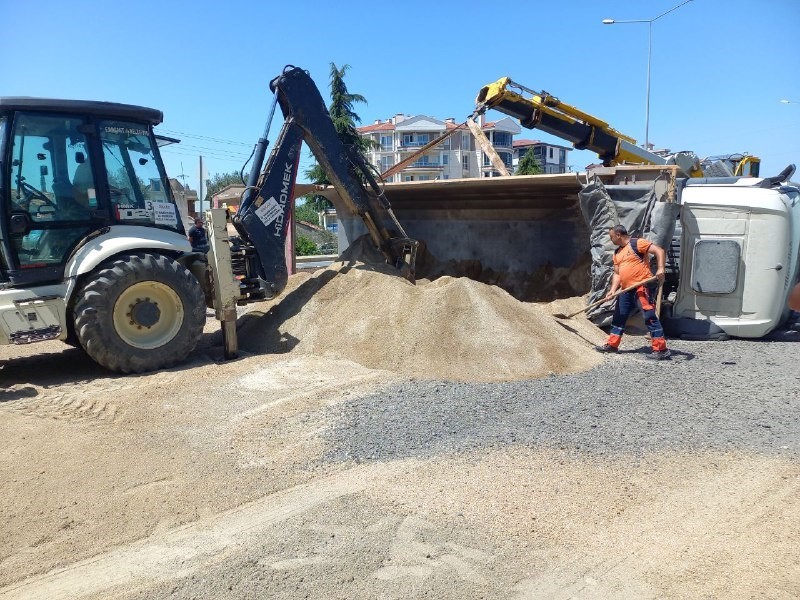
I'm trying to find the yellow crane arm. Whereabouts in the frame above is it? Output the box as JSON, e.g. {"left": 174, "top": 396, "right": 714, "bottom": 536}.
{"left": 475, "top": 77, "right": 664, "bottom": 167}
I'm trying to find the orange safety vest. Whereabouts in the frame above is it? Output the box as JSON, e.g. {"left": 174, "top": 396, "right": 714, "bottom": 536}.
{"left": 614, "top": 238, "right": 654, "bottom": 288}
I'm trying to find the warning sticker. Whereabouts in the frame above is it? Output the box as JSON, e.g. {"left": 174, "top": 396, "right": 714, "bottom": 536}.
{"left": 255, "top": 197, "right": 283, "bottom": 226}
{"left": 152, "top": 202, "right": 176, "bottom": 226}
{"left": 118, "top": 208, "right": 151, "bottom": 221}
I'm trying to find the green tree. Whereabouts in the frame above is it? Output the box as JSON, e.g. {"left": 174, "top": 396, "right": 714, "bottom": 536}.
{"left": 294, "top": 199, "right": 320, "bottom": 225}
{"left": 328, "top": 63, "right": 371, "bottom": 152}
{"left": 516, "top": 148, "right": 543, "bottom": 175}
{"left": 304, "top": 62, "right": 373, "bottom": 211}
{"left": 204, "top": 171, "right": 242, "bottom": 207}
{"left": 295, "top": 235, "right": 318, "bottom": 256}
{"left": 302, "top": 190, "right": 332, "bottom": 214}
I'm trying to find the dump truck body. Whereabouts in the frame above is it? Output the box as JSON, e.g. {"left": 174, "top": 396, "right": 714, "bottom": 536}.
{"left": 329, "top": 174, "right": 591, "bottom": 301}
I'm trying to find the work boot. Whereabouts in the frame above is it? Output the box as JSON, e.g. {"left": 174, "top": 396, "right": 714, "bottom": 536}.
{"left": 595, "top": 343, "right": 618, "bottom": 353}
{"left": 646, "top": 349, "right": 671, "bottom": 360}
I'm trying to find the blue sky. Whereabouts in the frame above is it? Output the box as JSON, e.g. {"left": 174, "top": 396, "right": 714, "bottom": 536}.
{"left": 3, "top": 0, "right": 799, "bottom": 201}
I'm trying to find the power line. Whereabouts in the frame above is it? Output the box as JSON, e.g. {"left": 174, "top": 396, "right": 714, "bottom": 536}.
{"left": 155, "top": 127, "right": 256, "bottom": 172}
{"left": 161, "top": 147, "right": 248, "bottom": 164}
{"left": 155, "top": 127, "right": 253, "bottom": 147}
{"left": 161, "top": 151, "right": 245, "bottom": 165}
{"left": 165, "top": 142, "right": 250, "bottom": 160}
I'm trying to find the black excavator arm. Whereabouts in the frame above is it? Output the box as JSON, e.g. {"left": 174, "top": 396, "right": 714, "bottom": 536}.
{"left": 230, "top": 65, "right": 417, "bottom": 303}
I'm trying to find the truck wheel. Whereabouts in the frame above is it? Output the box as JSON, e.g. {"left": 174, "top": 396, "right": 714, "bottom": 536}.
{"left": 73, "top": 253, "right": 206, "bottom": 373}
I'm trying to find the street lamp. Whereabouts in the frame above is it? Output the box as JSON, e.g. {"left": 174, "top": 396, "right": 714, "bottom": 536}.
{"left": 602, "top": 0, "right": 694, "bottom": 150}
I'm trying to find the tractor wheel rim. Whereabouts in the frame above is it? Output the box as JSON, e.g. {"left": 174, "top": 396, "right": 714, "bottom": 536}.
{"left": 113, "top": 281, "right": 184, "bottom": 349}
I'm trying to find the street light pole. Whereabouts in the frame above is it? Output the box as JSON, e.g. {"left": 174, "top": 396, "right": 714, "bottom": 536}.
{"left": 602, "top": 0, "right": 693, "bottom": 150}
{"left": 645, "top": 20, "right": 652, "bottom": 149}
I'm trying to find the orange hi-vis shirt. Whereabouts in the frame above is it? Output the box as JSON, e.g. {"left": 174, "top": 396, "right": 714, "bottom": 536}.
{"left": 614, "top": 238, "right": 654, "bottom": 288}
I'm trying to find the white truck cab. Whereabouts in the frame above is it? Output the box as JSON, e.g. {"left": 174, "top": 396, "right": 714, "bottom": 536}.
{"left": 671, "top": 179, "right": 800, "bottom": 338}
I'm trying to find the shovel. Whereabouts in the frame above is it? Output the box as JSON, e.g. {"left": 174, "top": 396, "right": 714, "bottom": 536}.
{"left": 554, "top": 276, "right": 658, "bottom": 319}
{"left": 655, "top": 277, "right": 666, "bottom": 318}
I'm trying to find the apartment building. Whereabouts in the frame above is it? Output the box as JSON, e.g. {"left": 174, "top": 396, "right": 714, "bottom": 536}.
{"left": 358, "top": 114, "right": 522, "bottom": 181}
{"left": 512, "top": 139, "right": 572, "bottom": 174}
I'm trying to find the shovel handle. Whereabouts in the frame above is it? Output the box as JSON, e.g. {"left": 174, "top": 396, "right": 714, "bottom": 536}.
{"left": 656, "top": 280, "right": 664, "bottom": 318}
{"left": 565, "top": 276, "right": 658, "bottom": 318}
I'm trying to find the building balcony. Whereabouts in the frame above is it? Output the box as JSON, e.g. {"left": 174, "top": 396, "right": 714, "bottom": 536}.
{"left": 480, "top": 166, "right": 513, "bottom": 176}
{"left": 398, "top": 142, "right": 444, "bottom": 151}
{"left": 407, "top": 161, "right": 445, "bottom": 170}
{"left": 482, "top": 162, "right": 514, "bottom": 171}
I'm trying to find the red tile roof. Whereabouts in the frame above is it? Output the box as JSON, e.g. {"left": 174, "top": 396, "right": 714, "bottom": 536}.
{"left": 513, "top": 139, "right": 544, "bottom": 148}
{"left": 358, "top": 122, "right": 396, "bottom": 133}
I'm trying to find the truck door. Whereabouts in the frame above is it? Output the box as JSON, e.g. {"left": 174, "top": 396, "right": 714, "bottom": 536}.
{"left": 677, "top": 203, "right": 746, "bottom": 320}
{"left": 3, "top": 111, "right": 105, "bottom": 287}
{"left": 675, "top": 186, "right": 793, "bottom": 338}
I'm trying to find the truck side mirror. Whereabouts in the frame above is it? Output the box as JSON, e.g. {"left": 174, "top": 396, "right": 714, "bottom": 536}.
{"left": 9, "top": 213, "right": 31, "bottom": 235}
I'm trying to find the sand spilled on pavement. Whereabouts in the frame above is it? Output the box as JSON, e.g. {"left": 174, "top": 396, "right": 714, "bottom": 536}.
{"left": 236, "top": 261, "right": 605, "bottom": 382}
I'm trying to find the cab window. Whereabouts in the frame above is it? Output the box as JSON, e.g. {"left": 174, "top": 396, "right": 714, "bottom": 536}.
{"left": 7, "top": 112, "right": 99, "bottom": 270}
{"left": 0, "top": 117, "right": 7, "bottom": 189}
{"left": 8, "top": 113, "right": 96, "bottom": 223}
{"left": 99, "top": 120, "right": 180, "bottom": 233}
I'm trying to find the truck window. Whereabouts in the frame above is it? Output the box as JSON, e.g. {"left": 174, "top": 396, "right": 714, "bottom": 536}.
{"left": 691, "top": 239, "right": 740, "bottom": 294}
{"left": 99, "top": 120, "right": 181, "bottom": 233}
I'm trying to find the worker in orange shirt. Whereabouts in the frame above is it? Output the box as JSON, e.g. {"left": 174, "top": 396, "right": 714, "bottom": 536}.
{"left": 596, "top": 224, "right": 671, "bottom": 360}
{"left": 789, "top": 282, "right": 800, "bottom": 312}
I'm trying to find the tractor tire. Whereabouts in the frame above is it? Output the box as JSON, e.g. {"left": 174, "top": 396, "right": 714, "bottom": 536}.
{"left": 62, "top": 325, "right": 81, "bottom": 348}
{"left": 73, "top": 253, "right": 206, "bottom": 373}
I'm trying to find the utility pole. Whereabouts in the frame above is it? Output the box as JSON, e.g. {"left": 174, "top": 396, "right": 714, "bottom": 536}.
{"left": 198, "top": 155, "right": 204, "bottom": 218}
{"left": 602, "top": 0, "right": 693, "bottom": 149}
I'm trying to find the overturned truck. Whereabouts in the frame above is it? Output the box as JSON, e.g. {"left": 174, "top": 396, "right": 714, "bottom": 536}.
{"left": 317, "top": 163, "right": 800, "bottom": 340}
{"left": 580, "top": 163, "right": 799, "bottom": 339}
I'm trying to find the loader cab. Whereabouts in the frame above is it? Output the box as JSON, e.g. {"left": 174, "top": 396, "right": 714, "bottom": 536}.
{"left": 0, "top": 98, "right": 183, "bottom": 288}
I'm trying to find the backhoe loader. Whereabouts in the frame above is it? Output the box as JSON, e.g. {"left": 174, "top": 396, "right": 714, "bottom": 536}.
{"left": 0, "top": 66, "right": 416, "bottom": 373}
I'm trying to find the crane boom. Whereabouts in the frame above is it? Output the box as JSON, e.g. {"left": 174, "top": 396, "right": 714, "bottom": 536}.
{"left": 475, "top": 76, "right": 666, "bottom": 167}
{"left": 475, "top": 76, "right": 761, "bottom": 178}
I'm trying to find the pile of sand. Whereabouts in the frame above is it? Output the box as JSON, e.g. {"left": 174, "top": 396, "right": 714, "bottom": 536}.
{"left": 340, "top": 234, "right": 592, "bottom": 303}
{"left": 236, "top": 261, "right": 606, "bottom": 382}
